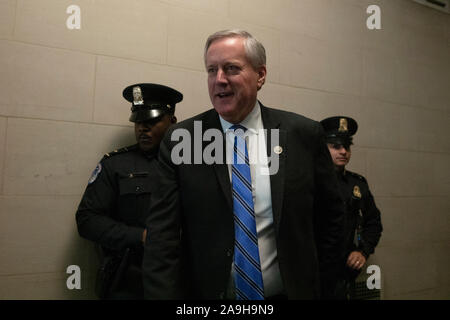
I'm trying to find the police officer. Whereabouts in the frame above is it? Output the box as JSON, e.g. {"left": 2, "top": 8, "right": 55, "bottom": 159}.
{"left": 76, "top": 83, "right": 182, "bottom": 299}
{"left": 320, "top": 116, "right": 383, "bottom": 300}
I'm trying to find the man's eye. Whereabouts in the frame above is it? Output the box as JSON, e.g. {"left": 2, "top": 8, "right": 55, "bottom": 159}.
{"left": 225, "top": 65, "right": 240, "bottom": 73}
{"left": 207, "top": 67, "right": 217, "bottom": 74}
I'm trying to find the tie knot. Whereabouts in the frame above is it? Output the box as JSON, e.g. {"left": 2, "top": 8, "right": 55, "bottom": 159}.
{"left": 230, "top": 124, "right": 247, "bottom": 132}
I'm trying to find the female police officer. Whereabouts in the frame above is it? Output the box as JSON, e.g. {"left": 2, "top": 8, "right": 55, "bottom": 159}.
{"left": 320, "top": 116, "right": 383, "bottom": 300}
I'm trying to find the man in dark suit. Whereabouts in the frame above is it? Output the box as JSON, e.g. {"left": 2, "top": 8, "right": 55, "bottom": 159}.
{"left": 142, "top": 30, "right": 345, "bottom": 299}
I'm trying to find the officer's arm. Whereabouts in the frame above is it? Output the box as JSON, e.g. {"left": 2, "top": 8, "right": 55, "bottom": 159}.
{"left": 359, "top": 185, "right": 383, "bottom": 258}
{"left": 75, "top": 160, "right": 143, "bottom": 251}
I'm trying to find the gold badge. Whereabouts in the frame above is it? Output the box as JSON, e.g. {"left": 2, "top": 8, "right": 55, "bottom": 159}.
{"left": 338, "top": 118, "right": 348, "bottom": 132}
{"left": 353, "top": 185, "right": 362, "bottom": 198}
{"left": 274, "top": 146, "right": 283, "bottom": 154}
{"left": 132, "top": 86, "right": 144, "bottom": 105}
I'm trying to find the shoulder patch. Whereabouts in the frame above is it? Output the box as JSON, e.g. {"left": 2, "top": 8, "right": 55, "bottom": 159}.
{"left": 102, "top": 144, "right": 137, "bottom": 159}
{"left": 88, "top": 163, "right": 102, "bottom": 185}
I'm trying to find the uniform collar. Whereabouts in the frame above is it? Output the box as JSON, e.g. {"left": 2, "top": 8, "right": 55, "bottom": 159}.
{"left": 336, "top": 167, "right": 348, "bottom": 181}
{"left": 138, "top": 145, "right": 158, "bottom": 160}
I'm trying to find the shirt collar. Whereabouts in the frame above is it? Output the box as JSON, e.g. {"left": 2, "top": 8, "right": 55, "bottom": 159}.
{"left": 219, "top": 101, "right": 262, "bottom": 134}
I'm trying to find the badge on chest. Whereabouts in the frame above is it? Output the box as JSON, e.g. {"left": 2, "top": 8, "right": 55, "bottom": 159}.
{"left": 353, "top": 185, "right": 362, "bottom": 199}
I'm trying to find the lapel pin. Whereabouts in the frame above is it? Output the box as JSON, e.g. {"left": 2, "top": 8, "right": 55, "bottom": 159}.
{"left": 274, "top": 146, "right": 283, "bottom": 154}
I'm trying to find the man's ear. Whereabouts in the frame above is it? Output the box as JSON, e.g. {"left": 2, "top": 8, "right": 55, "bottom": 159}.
{"left": 256, "top": 65, "right": 267, "bottom": 91}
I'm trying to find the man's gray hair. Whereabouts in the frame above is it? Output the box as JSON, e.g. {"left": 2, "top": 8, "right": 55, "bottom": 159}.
{"left": 204, "top": 29, "right": 266, "bottom": 70}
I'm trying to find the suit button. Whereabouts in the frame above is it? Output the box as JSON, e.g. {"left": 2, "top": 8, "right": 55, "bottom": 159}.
{"left": 219, "top": 292, "right": 225, "bottom": 299}
{"left": 136, "top": 186, "right": 141, "bottom": 192}
{"left": 226, "top": 249, "right": 232, "bottom": 257}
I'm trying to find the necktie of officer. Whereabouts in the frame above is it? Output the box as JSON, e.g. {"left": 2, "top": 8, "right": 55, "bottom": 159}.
{"left": 230, "top": 124, "right": 264, "bottom": 300}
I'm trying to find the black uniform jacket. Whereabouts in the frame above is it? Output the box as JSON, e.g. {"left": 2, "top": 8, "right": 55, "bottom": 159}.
{"left": 142, "top": 103, "right": 346, "bottom": 300}
{"left": 76, "top": 144, "right": 158, "bottom": 252}
{"left": 337, "top": 169, "right": 383, "bottom": 277}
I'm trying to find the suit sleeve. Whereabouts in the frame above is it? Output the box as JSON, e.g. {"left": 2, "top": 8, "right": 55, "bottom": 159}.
{"left": 142, "top": 129, "right": 183, "bottom": 299}
{"left": 75, "top": 160, "right": 143, "bottom": 251}
{"left": 312, "top": 123, "right": 346, "bottom": 275}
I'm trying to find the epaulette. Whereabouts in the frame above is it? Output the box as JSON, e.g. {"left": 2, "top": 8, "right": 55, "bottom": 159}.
{"left": 102, "top": 144, "right": 138, "bottom": 160}
{"left": 347, "top": 170, "right": 367, "bottom": 182}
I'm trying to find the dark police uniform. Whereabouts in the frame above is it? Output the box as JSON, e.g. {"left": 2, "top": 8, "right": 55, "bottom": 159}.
{"left": 320, "top": 116, "right": 383, "bottom": 299}
{"left": 75, "top": 83, "right": 182, "bottom": 299}
{"left": 336, "top": 169, "right": 382, "bottom": 285}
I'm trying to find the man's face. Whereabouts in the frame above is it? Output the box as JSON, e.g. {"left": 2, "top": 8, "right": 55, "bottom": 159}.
{"left": 134, "top": 114, "right": 176, "bottom": 153}
{"left": 327, "top": 143, "right": 352, "bottom": 169}
{"left": 205, "top": 37, "right": 266, "bottom": 124}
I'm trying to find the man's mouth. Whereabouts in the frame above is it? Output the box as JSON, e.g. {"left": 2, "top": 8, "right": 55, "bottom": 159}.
{"left": 216, "top": 92, "right": 233, "bottom": 98}
{"left": 139, "top": 135, "right": 152, "bottom": 142}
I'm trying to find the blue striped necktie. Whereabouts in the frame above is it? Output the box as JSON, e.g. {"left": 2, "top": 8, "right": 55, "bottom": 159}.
{"left": 230, "top": 124, "right": 264, "bottom": 300}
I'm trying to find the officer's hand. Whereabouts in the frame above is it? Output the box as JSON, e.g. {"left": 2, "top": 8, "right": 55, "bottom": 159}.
{"left": 142, "top": 229, "right": 147, "bottom": 244}
{"left": 346, "top": 251, "right": 366, "bottom": 270}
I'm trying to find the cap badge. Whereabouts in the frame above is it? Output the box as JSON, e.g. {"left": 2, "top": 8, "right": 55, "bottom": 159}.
{"left": 353, "top": 185, "right": 362, "bottom": 198}
{"left": 133, "top": 86, "right": 144, "bottom": 105}
{"left": 338, "top": 118, "right": 348, "bottom": 132}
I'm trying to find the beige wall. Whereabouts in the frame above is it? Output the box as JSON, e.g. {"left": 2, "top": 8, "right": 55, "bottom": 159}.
{"left": 0, "top": 0, "right": 448, "bottom": 299}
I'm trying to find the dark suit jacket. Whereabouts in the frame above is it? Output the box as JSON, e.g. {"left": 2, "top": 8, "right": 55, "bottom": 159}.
{"left": 143, "top": 103, "right": 345, "bottom": 299}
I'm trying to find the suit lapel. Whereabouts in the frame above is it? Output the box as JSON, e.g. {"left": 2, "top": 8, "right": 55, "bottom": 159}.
{"left": 203, "top": 110, "right": 233, "bottom": 211}
{"left": 260, "top": 103, "right": 286, "bottom": 235}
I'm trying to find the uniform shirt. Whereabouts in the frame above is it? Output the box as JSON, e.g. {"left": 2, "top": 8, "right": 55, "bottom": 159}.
{"left": 219, "top": 102, "right": 284, "bottom": 298}
{"left": 76, "top": 144, "right": 158, "bottom": 252}
{"left": 336, "top": 169, "right": 383, "bottom": 276}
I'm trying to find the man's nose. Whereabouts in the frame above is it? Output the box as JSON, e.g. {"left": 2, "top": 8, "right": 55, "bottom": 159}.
{"left": 215, "top": 68, "right": 228, "bottom": 84}
{"left": 137, "top": 123, "right": 151, "bottom": 132}
{"left": 338, "top": 146, "right": 347, "bottom": 154}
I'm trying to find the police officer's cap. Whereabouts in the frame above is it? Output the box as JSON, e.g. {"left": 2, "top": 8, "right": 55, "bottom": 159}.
{"left": 320, "top": 116, "right": 358, "bottom": 147}
{"left": 123, "top": 83, "right": 183, "bottom": 123}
